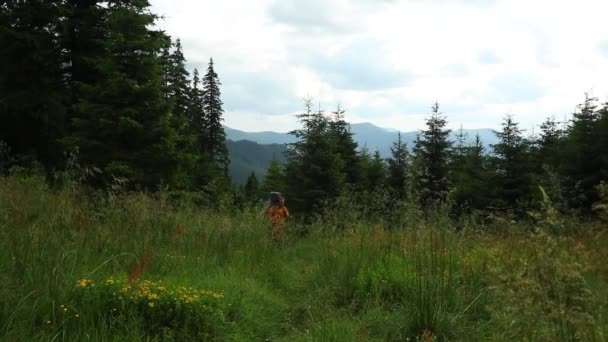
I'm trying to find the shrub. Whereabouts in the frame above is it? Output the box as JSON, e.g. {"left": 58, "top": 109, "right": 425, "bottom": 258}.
{"left": 487, "top": 232, "right": 598, "bottom": 340}
{"left": 594, "top": 182, "right": 608, "bottom": 222}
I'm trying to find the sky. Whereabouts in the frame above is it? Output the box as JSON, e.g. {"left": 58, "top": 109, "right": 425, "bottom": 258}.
{"left": 150, "top": 0, "right": 608, "bottom": 133}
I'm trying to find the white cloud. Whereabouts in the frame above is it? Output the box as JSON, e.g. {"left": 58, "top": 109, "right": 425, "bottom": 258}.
{"left": 150, "top": 0, "right": 608, "bottom": 133}
{"left": 477, "top": 50, "right": 501, "bottom": 65}
{"left": 600, "top": 41, "right": 608, "bottom": 58}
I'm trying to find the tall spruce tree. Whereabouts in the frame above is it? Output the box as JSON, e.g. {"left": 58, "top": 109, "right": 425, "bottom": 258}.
{"left": 187, "top": 68, "right": 212, "bottom": 187}
{"left": 564, "top": 95, "right": 602, "bottom": 213}
{"left": 60, "top": 0, "right": 108, "bottom": 176}
{"left": 368, "top": 150, "right": 388, "bottom": 192}
{"left": 164, "top": 38, "right": 197, "bottom": 188}
{"left": 0, "top": 0, "right": 67, "bottom": 170}
{"left": 528, "top": 116, "right": 567, "bottom": 204}
{"left": 491, "top": 115, "right": 531, "bottom": 210}
{"left": 62, "top": 0, "right": 106, "bottom": 105}
{"left": 285, "top": 99, "right": 345, "bottom": 213}
{"left": 189, "top": 68, "right": 205, "bottom": 137}
{"left": 449, "top": 126, "right": 469, "bottom": 191}
{"left": 359, "top": 147, "right": 387, "bottom": 192}
{"left": 596, "top": 102, "right": 608, "bottom": 187}
{"left": 159, "top": 41, "right": 172, "bottom": 100}
{"left": 244, "top": 172, "right": 260, "bottom": 201}
{"left": 452, "top": 126, "right": 468, "bottom": 165}
{"left": 62, "top": 0, "right": 178, "bottom": 189}
{"left": 537, "top": 116, "right": 564, "bottom": 168}
{"left": 359, "top": 146, "right": 372, "bottom": 190}
{"left": 330, "top": 104, "right": 360, "bottom": 185}
{"left": 166, "top": 38, "right": 191, "bottom": 118}
{"left": 387, "top": 131, "right": 409, "bottom": 199}
{"left": 261, "top": 155, "right": 286, "bottom": 195}
{"left": 451, "top": 134, "right": 489, "bottom": 212}
{"left": 413, "top": 102, "right": 452, "bottom": 208}
{"left": 202, "top": 58, "right": 229, "bottom": 176}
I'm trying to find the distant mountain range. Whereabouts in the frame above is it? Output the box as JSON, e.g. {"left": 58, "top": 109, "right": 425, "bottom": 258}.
{"left": 226, "top": 123, "right": 498, "bottom": 184}
{"left": 226, "top": 140, "right": 286, "bottom": 185}
{"left": 224, "top": 127, "right": 296, "bottom": 145}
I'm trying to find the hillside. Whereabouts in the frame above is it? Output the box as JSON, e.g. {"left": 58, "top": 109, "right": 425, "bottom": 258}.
{"left": 227, "top": 140, "right": 287, "bottom": 184}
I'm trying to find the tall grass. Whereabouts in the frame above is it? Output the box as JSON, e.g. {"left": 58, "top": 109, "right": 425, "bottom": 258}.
{"left": 0, "top": 174, "right": 606, "bottom": 340}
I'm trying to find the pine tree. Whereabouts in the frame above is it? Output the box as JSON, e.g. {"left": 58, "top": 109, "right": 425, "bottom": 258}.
{"left": 596, "top": 102, "right": 608, "bottom": 185}
{"left": 526, "top": 116, "right": 567, "bottom": 206}
{"left": 359, "top": 147, "right": 387, "bottom": 192}
{"left": 62, "top": 0, "right": 106, "bottom": 105}
{"left": 409, "top": 134, "right": 424, "bottom": 199}
{"left": 539, "top": 116, "right": 563, "bottom": 150}
{"left": 60, "top": 0, "right": 108, "bottom": 176}
{"left": 244, "top": 172, "right": 260, "bottom": 201}
{"left": 449, "top": 126, "right": 469, "bottom": 193}
{"left": 163, "top": 38, "right": 197, "bottom": 188}
{"left": 159, "top": 41, "right": 172, "bottom": 100}
{"left": 413, "top": 102, "right": 453, "bottom": 208}
{"left": 358, "top": 146, "right": 372, "bottom": 190}
{"left": 202, "top": 58, "right": 229, "bottom": 176}
{"left": 261, "top": 156, "right": 286, "bottom": 195}
{"left": 491, "top": 115, "right": 531, "bottom": 210}
{"left": 368, "top": 150, "right": 388, "bottom": 191}
{"left": 166, "top": 38, "right": 191, "bottom": 118}
{"left": 452, "top": 126, "right": 468, "bottom": 166}
{"left": 187, "top": 68, "right": 212, "bottom": 187}
{"left": 0, "top": 0, "right": 67, "bottom": 170}
{"left": 537, "top": 116, "right": 564, "bottom": 169}
{"left": 451, "top": 134, "right": 489, "bottom": 212}
{"left": 564, "top": 94, "right": 602, "bottom": 213}
{"left": 189, "top": 68, "right": 205, "bottom": 137}
{"left": 285, "top": 99, "right": 345, "bottom": 213}
{"left": 62, "top": 0, "right": 178, "bottom": 189}
{"left": 330, "top": 104, "right": 360, "bottom": 185}
{"left": 387, "top": 131, "right": 409, "bottom": 199}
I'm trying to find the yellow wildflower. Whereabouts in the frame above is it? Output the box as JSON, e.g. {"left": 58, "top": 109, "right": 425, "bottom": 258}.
{"left": 148, "top": 302, "right": 155, "bottom": 308}
{"left": 77, "top": 278, "right": 94, "bottom": 288}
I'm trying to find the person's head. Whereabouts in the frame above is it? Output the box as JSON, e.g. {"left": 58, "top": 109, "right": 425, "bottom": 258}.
{"left": 269, "top": 192, "right": 283, "bottom": 206}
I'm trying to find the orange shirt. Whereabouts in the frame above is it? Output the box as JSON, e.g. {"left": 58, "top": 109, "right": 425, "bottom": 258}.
{"left": 266, "top": 206, "right": 289, "bottom": 226}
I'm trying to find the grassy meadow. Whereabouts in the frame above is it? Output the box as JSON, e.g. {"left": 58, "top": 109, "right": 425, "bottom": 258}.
{"left": 1, "top": 175, "right": 607, "bottom": 341}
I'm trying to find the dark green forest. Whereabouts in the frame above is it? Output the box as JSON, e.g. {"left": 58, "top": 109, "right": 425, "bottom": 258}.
{"left": 1, "top": 0, "right": 607, "bottom": 219}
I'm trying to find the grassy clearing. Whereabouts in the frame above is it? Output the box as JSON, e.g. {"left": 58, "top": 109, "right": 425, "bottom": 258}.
{"left": 0, "top": 176, "right": 606, "bottom": 341}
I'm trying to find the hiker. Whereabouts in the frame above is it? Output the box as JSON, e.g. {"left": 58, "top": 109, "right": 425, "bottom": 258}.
{"left": 265, "top": 192, "right": 289, "bottom": 244}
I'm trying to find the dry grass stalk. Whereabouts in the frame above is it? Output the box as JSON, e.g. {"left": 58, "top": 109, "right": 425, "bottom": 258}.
{"left": 129, "top": 247, "right": 155, "bottom": 284}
